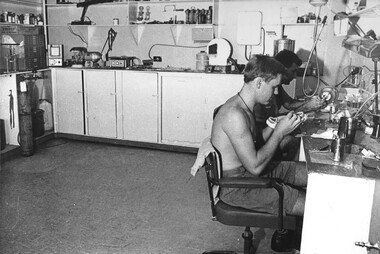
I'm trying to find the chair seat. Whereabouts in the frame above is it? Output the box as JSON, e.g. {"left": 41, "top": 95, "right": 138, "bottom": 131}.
{"left": 215, "top": 201, "right": 297, "bottom": 230}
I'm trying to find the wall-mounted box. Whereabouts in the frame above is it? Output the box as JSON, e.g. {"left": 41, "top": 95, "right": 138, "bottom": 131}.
{"left": 192, "top": 27, "right": 214, "bottom": 42}
{"left": 236, "top": 11, "right": 262, "bottom": 45}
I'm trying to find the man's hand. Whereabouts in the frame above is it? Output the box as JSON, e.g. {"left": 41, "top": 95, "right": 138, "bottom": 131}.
{"left": 275, "top": 111, "right": 302, "bottom": 137}
{"left": 303, "top": 96, "right": 326, "bottom": 112}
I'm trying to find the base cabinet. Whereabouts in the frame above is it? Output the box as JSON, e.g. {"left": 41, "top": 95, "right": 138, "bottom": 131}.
{"left": 54, "top": 69, "right": 84, "bottom": 135}
{"left": 84, "top": 70, "right": 118, "bottom": 138}
{"left": 53, "top": 69, "right": 242, "bottom": 148}
{"left": 160, "top": 73, "right": 206, "bottom": 146}
{"left": 160, "top": 73, "right": 243, "bottom": 146}
{"left": 122, "top": 71, "right": 158, "bottom": 143}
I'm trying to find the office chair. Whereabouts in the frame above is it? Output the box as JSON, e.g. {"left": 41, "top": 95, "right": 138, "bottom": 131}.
{"left": 203, "top": 149, "right": 300, "bottom": 254}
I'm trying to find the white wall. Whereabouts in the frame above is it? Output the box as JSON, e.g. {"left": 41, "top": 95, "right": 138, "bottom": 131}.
{"left": 46, "top": 0, "right": 380, "bottom": 96}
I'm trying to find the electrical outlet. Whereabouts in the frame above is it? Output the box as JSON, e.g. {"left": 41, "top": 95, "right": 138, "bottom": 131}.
{"left": 153, "top": 56, "right": 162, "bottom": 62}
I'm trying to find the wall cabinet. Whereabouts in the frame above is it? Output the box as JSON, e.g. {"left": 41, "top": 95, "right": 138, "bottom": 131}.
{"left": 54, "top": 68, "right": 84, "bottom": 135}
{"left": 84, "top": 70, "right": 118, "bottom": 138}
{"left": 121, "top": 71, "right": 158, "bottom": 143}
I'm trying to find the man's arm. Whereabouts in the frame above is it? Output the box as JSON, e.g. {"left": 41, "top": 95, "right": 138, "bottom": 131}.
{"left": 224, "top": 110, "right": 301, "bottom": 176}
{"left": 280, "top": 87, "right": 325, "bottom": 112}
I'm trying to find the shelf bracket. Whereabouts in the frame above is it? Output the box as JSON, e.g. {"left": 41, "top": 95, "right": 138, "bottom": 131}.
{"left": 129, "top": 25, "right": 145, "bottom": 46}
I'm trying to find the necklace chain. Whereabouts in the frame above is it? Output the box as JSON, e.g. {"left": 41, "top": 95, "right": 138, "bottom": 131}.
{"left": 237, "top": 92, "right": 253, "bottom": 115}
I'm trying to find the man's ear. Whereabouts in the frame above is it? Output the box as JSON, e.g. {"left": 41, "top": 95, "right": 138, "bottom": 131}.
{"left": 254, "top": 77, "right": 263, "bottom": 89}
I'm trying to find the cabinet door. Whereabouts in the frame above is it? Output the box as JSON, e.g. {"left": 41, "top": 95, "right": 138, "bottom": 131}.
{"left": 85, "top": 71, "right": 117, "bottom": 138}
{"left": 122, "top": 71, "right": 158, "bottom": 143}
{"left": 0, "top": 75, "right": 19, "bottom": 145}
{"left": 203, "top": 74, "right": 243, "bottom": 114}
{"left": 54, "top": 69, "right": 84, "bottom": 135}
{"left": 160, "top": 73, "right": 206, "bottom": 146}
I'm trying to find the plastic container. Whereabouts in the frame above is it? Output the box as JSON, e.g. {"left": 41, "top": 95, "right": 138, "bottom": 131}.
{"left": 196, "top": 51, "right": 209, "bottom": 72}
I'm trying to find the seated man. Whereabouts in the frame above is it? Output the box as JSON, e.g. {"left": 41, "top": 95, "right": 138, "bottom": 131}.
{"left": 254, "top": 50, "right": 325, "bottom": 128}
{"left": 254, "top": 50, "right": 325, "bottom": 160}
{"left": 211, "top": 55, "right": 307, "bottom": 216}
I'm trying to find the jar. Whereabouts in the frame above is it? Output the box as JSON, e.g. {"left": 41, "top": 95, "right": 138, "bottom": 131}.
{"left": 36, "top": 14, "right": 43, "bottom": 25}
{"left": 196, "top": 51, "right": 209, "bottom": 72}
{"left": 24, "top": 13, "right": 30, "bottom": 24}
{"left": 19, "top": 14, "right": 24, "bottom": 24}
{"left": 7, "top": 12, "right": 13, "bottom": 23}
{"left": 30, "top": 14, "right": 35, "bottom": 25}
{"left": 1, "top": 12, "right": 7, "bottom": 23}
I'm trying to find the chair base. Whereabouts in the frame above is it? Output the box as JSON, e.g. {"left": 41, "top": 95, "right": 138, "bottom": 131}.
{"left": 203, "top": 227, "right": 300, "bottom": 254}
{"left": 203, "top": 227, "right": 254, "bottom": 254}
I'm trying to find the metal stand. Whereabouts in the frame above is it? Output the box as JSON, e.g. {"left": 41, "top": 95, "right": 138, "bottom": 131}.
{"left": 371, "top": 58, "right": 380, "bottom": 139}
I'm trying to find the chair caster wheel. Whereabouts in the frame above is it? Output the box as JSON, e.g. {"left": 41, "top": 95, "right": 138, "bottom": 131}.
{"left": 271, "top": 229, "right": 294, "bottom": 252}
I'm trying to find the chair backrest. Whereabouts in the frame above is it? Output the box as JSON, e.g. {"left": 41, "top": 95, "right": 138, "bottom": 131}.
{"left": 204, "top": 150, "right": 222, "bottom": 219}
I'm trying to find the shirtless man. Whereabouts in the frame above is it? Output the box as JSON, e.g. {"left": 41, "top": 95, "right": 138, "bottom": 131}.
{"left": 211, "top": 55, "right": 307, "bottom": 216}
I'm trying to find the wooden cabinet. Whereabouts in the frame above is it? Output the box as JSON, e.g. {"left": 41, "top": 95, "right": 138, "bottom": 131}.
{"left": 121, "top": 71, "right": 158, "bottom": 143}
{"left": 84, "top": 70, "right": 117, "bottom": 138}
{"left": 53, "top": 68, "right": 84, "bottom": 135}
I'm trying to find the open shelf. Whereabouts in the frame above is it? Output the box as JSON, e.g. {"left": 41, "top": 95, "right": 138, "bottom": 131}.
{"left": 3, "top": 0, "right": 42, "bottom": 6}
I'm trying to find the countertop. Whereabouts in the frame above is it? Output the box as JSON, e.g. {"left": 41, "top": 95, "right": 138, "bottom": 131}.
{"left": 300, "top": 113, "right": 380, "bottom": 179}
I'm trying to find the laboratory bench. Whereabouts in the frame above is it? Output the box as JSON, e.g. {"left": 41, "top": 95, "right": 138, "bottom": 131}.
{"left": 298, "top": 113, "right": 380, "bottom": 254}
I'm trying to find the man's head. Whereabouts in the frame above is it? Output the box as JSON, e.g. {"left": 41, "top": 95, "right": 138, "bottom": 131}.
{"left": 275, "top": 50, "right": 302, "bottom": 85}
{"left": 244, "top": 55, "right": 284, "bottom": 105}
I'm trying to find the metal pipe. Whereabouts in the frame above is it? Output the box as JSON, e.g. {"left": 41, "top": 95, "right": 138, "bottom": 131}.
{"left": 374, "top": 58, "right": 379, "bottom": 115}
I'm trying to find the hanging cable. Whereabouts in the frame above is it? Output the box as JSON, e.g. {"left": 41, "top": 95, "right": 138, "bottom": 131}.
{"left": 148, "top": 43, "right": 207, "bottom": 60}
{"left": 67, "top": 26, "right": 88, "bottom": 47}
{"left": 261, "top": 27, "right": 266, "bottom": 55}
{"left": 302, "top": 7, "right": 328, "bottom": 98}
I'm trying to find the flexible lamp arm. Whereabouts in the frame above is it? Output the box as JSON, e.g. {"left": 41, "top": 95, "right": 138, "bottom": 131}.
{"left": 76, "top": 0, "right": 113, "bottom": 23}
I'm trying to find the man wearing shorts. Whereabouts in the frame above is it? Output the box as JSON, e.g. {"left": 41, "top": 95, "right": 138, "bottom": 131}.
{"left": 211, "top": 55, "right": 307, "bottom": 216}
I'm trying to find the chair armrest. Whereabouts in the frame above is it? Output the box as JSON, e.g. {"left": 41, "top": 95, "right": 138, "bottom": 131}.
{"left": 218, "top": 177, "right": 274, "bottom": 189}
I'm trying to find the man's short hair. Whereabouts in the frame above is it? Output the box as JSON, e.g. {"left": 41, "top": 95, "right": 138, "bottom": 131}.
{"left": 244, "top": 55, "right": 285, "bottom": 84}
{"left": 275, "top": 50, "right": 302, "bottom": 68}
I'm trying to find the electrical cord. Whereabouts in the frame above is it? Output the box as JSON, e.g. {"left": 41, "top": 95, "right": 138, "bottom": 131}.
{"left": 332, "top": 67, "right": 363, "bottom": 89}
{"left": 261, "top": 27, "right": 266, "bottom": 55}
{"left": 302, "top": 8, "right": 327, "bottom": 98}
{"left": 148, "top": 43, "right": 207, "bottom": 60}
{"left": 245, "top": 45, "right": 250, "bottom": 61}
{"left": 67, "top": 26, "right": 88, "bottom": 47}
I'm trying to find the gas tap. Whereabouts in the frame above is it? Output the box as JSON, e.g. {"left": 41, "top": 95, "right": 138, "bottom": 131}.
{"left": 355, "top": 241, "right": 380, "bottom": 253}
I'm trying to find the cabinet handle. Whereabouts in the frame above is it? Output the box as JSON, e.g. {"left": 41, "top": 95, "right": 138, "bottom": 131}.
{"left": 110, "top": 93, "right": 116, "bottom": 96}
{"left": 77, "top": 91, "right": 84, "bottom": 94}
